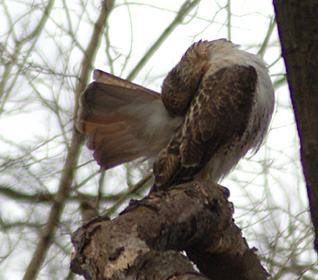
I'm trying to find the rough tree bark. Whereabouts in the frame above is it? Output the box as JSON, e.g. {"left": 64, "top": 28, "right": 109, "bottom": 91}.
{"left": 273, "top": 0, "right": 318, "bottom": 252}
{"left": 71, "top": 181, "right": 268, "bottom": 280}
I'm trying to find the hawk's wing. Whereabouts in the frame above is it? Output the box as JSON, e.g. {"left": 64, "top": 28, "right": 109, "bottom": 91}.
{"left": 153, "top": 65, "right": 257, "bottom": 188}
{"left": 76, "top": 70, "right": 179, "bottom": 169}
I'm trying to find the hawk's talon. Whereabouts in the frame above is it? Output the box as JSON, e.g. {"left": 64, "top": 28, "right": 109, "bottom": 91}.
{"left": 216, "top": 184, "right": 230, "bottom": 198}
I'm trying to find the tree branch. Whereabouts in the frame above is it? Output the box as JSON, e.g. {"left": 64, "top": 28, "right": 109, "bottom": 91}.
{"left": 113, "top": 250, "right": 209, "bottom": 280}
{"left": 126, "top": 0, "right": 201, "bottom": 81}
{"left": 22, "top": 1, "right": 115, "bottom": 280}
{"left": 0, "top": 0, "right": 55, "bottom": 111}
{"left": 71, "top": 180, "right": 268, "bottom": 280}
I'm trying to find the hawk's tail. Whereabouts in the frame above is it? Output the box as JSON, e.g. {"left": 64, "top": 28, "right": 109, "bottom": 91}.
{"left": 76, "top": 70, "right": 175, "bottom": 170}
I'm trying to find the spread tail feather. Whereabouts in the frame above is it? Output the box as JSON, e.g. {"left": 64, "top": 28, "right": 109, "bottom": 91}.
{"left": 76, "top": 70, "right": 177, "bottom": 169}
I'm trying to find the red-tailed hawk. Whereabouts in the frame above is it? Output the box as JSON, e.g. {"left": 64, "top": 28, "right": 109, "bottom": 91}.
{"left": 76, "top": 39, "right": 274, "bottom": 190}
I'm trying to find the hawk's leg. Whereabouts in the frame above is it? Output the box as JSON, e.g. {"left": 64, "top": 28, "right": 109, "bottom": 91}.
{"left": 216, "top": 184, "right": 230, "bottom": 198}
{"left": 202, "top": 172, "right": 230, "bottom": 198}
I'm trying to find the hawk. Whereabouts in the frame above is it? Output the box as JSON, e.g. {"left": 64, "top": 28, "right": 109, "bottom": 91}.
{"left": 76, "top": 39, "right": 274, "bottom": 190}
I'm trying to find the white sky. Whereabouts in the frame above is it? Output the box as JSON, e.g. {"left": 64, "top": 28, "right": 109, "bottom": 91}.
{"left": 0, "top": 0, "right": 316, "bottom": 279}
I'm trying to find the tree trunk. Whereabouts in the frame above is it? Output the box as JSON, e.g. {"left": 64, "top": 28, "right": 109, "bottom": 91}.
{"left": 273, "top": 0, "right": 318, "bottom": 252}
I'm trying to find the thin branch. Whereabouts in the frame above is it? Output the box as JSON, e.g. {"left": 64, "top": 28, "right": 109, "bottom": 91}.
{"left": 257, "top": 17, "right": 276, "bottom": 58}
{"left": 0, "top": 185, "right": 54, "bottom": 202}
{"left": 126, "top": 0, "right": 201, "bottom": 81}
{"left": 0, "top": 185, "right": 121, "bottom": 204}
{"left": 227, "top": 0, "right": 231, "bottom": 40}
{"left": 0, "top": 0, "right": 55, "bottom": 110}
{"left": 102, "top": 172, "right": 153, "bottom": 217}
{"left": 22, "top": 1, "right": 115, "bottom": 280}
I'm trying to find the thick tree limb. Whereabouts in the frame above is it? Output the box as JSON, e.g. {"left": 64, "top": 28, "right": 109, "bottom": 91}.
{"left": 273, "top": 0, "right": 318, "bottom": 252}
{"left": 71, "top": 180, "right": 268, "bottom": 280}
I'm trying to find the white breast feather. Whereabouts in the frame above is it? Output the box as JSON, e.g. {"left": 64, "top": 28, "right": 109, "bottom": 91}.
{"left": 195, "top": 41, "right": 275, "bottom": 182}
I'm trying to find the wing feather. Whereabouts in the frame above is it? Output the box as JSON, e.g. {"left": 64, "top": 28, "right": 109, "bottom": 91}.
{"left": 154, "top": 65, "right": 257, "bottom": 188}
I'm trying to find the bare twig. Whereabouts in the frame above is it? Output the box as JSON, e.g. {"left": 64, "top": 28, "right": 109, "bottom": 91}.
{"left": 226, "top": 0, "right": 231, "bottom": 40}
{"left": 102, "top": 172, "right": 153, "bottom": 217}
{"left": 0, "top": 185, "right": 121, "bottom": 204}
{"left": 126, "top": 0, "right": 201, "bottom": 81}
{"left": 22, "top": 1, "right": 115, "bottom": 280}
{"left": 257, "top": 17, "right": 276, "bottom": 58}
{"left": 0, "top": 0, "right": 55, "bottom": 112}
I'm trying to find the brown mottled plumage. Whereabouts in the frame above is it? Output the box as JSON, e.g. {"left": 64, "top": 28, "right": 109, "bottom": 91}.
{"left": 154, "top": 65, "right": 257, "bottom": 188}
{"left": 76, "top": 39, "right": 274, "bottom": 190}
